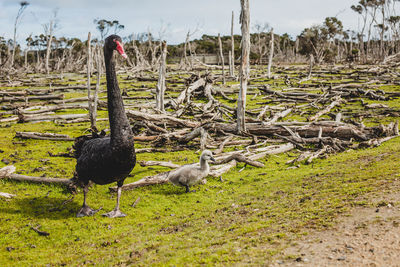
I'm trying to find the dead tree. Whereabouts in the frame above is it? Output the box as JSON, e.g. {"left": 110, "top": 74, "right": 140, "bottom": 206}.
{"left": 156, "top": 41, "right": 167, "bottom": 112}
{"left": 86, "top": 32, "right": 95, "bottom": 130}
{"left": 230, "top": 11, "right": 235, "bottom": 77}
{"left": 237, "top": 0, "right": 250, "bottom": 134}
{"left": 89, "top": 43, "right": 101, "bottom": 131}
{"left": 10, "top": 1, "right": 29, "bottom": 68}
{"left": 267, "top": 28, "right": 274, "bottom": 78}
{"left": 43, "top": 9, "right": 58, "bottom": 74}
{"left": 218, "top": 34, "right": 226, "bottom": 84}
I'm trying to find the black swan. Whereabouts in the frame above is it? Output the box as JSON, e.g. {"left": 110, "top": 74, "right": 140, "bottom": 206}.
{"left": 74, "top": 35, "right": 135, "bottom": 218}
{"left": 168, "top": 150, "right": 215, "bottom": 193}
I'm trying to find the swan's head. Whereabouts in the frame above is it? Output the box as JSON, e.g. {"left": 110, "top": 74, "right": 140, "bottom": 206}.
{"left": 105, "top": 34, "right": 127, "bottom": 59}
{"left": 201, "top": 150, "right": 216, "bottom": 163}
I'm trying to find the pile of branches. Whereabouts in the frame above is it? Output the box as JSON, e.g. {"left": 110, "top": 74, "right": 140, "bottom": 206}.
{"left": 2, "top": 70, "right": 399, "bottom": 192}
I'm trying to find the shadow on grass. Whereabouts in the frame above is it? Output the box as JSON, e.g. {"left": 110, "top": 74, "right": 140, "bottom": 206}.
{"left": 0, "top": 196, "right": 81, "bottom": 219}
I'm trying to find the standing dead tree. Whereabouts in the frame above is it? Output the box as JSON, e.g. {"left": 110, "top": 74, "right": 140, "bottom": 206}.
{"left": 267, "top": 28, "right": 274, "bottom": 78}
{"left": 217, "top": 34, "right": 226, "bottom": 85}
{"left": 43, "top": 9, "right": 58, "bottom": 74}
{"left": 10, "top": 1, "right": 29, "bottom": 68}
{"left": 237, "top": 0, "right": 250, "bottom": 134}
{"left": 230, "top": 11, "right": 235, "bottom": 77}
{"left": 156, "top": 41, "right": 167, "bottom": 112}
{"left": 86, "top": 32, "right": 98, "bottom": 132}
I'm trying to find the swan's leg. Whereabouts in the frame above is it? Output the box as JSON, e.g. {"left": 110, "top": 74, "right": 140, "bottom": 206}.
{"left": 77, "top": 183, "right": 101, "bottom": 217}
{"left": 102, "top": 180, "right": 126, "bottom": 218}
{"left": 185, "top": 185, "right": 190, "bottom": 193}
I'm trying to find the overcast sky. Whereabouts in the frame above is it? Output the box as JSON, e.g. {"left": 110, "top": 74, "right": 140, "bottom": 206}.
{"left": 0, "top": 0, "right": 384, "bottom": 45}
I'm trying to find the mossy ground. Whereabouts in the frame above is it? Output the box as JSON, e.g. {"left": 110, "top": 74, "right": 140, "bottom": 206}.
{"left": 0, "top": 65, "right": 399, "bottom": 266}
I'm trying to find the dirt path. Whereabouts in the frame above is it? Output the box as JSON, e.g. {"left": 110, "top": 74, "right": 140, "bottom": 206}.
{"left": 272, "top": 181, "right": 400, "bottom": 267}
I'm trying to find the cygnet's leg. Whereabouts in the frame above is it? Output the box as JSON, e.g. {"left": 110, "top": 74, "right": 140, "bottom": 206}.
{"left": 184, "top": 185, "right": 197, "bottom": 193}
{"left": 77, "top": 183, "right": 101, "bottom": 217}
{"left": 102, "top": 180, "right": 126, "bottom": 218}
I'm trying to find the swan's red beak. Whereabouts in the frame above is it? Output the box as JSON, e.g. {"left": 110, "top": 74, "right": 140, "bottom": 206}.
{"left": 115, "top": 40, "right": 127, "bottom": 59}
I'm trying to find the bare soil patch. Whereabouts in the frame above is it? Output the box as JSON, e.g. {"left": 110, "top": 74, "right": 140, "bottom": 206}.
{"left": 273, "top": 180, "right": 400, "bottom": 267}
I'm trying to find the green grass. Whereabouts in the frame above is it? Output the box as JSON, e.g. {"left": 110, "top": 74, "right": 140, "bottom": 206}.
{"left": 1, "top": 66, "right": 400, "bottom": 265}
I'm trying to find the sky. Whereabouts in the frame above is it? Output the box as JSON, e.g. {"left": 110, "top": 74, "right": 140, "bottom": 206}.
{"left": 0, "top": 0, "right": 377, "bottom": 46}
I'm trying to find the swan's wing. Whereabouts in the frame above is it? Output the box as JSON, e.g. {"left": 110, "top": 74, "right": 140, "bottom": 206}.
{"left": 168, "top": 164, "right": 202, "bottom": 186}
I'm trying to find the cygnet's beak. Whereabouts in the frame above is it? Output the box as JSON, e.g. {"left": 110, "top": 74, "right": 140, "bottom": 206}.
{"left": 210, "top": 156, "right": 216, "bottom": 163}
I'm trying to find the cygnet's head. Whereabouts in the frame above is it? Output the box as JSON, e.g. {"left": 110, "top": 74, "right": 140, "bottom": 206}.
{"left": 200, "top": 150, "right": 216, "bottom": 163}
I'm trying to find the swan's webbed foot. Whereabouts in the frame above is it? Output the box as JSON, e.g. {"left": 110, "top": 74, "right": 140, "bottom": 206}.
{"left": 102, "top": 209, "right": 126, "bottom": 218}
{"left": 76, "top": 205, "right": 102, "bottom": 217}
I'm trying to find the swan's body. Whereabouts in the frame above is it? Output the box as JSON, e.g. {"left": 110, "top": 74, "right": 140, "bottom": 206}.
{"left": 169, "top": 150, "right": 215, "bottom": 193}
{"left": 75, "top": 35, "right": 135, "bottom": 218}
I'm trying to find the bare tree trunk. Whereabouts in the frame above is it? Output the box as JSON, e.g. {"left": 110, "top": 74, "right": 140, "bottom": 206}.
{"left": 380, "top": 3, "right": 385, "bottom": 60}
{"left": 86, "top": 32, "right": 96, "bottom": 131}
{"left": 44, "top": 10, "right": 57, "bottom": 74}
{"left": 156, "top": 41, "right": 167, "bottom": 112}
{"left": 308, "top": 54, "right": 314, "bottom": 79}
{"left": 267, "top": 28, "right": 274, "bottom": 78}
{"left": 45, "top": 34, "right": 53, "bottom": 74}
{"left": 10, "top": 2, "right": 29, "bottom": 68}
{"left": 237, "top": 0, "right": 250, "bottom": 134}
{"left": 229, "top": 50, "right": 233, "bottom": 78}
{"left": 24, "top": 47, "right": 29, "bottom": 69}
{"left": 230, "top": 11, "right": 235, "bottom": 77}
{"left": 91, "top": 44, "right": 101, "bottom": 131}
{"left": 218, "top": 33, "right": 226, "bottom": 85}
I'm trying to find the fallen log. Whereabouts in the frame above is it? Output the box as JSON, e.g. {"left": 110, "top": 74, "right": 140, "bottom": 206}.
{"left": 138, "top": 160, "right": 180, "bottom": 169}
{"left": 206, "top": 121, "right": 398, "bottom": 141}
{"left": 18, "top": 113, "right": 88, "bottom": 123}
{"left": 179, "top": 127, "right": 208, "bottom": 150}
{"left": 15, "top": 131, "right": 74, "bottom": 141}
{"left": 126, "top": 110, "right": 199, "bottom": 128}
{"left": 0, "top": 94, "right": 64, "bottom": 103}
{"left": 0, "top": 166, "right": 73, "bottom": 187}
{"left": 0, "top": 116, "right": 18, "bottom": 123}
{"left": 264, "top": 108, "right": 292, "bottom": 125}
{"left": 214, "top": 135, "right": 233, "bottom": 154}
{"left": 110, "top": 171, "right": 170, "bottom": 192}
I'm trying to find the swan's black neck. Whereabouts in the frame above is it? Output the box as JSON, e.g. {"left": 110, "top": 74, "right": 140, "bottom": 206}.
{"left": 104, "top": 47, "right": 133, "bottom": 148}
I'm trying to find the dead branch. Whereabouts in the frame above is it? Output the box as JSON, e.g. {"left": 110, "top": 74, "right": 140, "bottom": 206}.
{"left": 214, "top": 153, "right": 264, "bottom": 167}
{"left": 138, "top": 160, "right": 180, "bottom": 169}
{"left": 308, "top": 96, "right": 345, "bottom": 122}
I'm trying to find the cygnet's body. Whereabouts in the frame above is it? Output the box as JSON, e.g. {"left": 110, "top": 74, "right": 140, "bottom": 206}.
{"left": 169, "top": 150, "right": 216, "bottom": 193}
